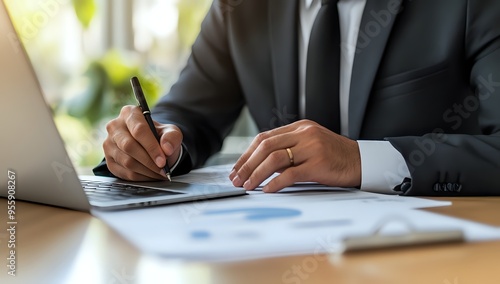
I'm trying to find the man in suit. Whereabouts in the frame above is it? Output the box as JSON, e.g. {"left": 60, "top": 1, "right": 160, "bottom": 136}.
{"left": 95, "top": 0, "right": 500, "bottom": 196}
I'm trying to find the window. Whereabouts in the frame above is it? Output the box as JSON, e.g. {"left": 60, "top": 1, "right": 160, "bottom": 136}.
{"left": 7, "top": 0, "right": 255, "bottom": 169}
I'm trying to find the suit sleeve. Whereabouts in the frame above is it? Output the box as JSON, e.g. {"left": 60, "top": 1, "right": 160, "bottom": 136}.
{"left": 386, "top": 0, "right": 500, "bottom": 196}
{"left": 94, "top": 1, "right": 245, "bottom": 176}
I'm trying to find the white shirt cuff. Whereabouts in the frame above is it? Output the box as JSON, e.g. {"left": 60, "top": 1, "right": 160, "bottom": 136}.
{"left": 169, "top": 145, "right": 184, "bottom": 173}
{"left": 357, "top": 140, "right": 411, "bottom": 194}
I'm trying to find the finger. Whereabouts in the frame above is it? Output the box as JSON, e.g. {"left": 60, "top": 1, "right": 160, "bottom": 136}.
{"left": 112, "top": 130, "right": 165, "bottom": 177}
{"left": 230, "top": 123, "right": 301, "bottom": 181}
{"left": 125, "top": 107, "right": 166, "bottom": 168}
{"left": 158, "top": 124, "right": 183, "bottom": 157}
{"left": 242, "top": 148, "right": 295, "bottom": 190}
{"left": 232, "top": 132, "right": 299, "bottom": 187}
{"left": 263, "top": 166, "right": 306, "bottom": 193}
{"left": 107, "top": 142, "right": 167, "bottom": 180}
{"left": 105, "top": 153, "right": 163, "bottom": 181}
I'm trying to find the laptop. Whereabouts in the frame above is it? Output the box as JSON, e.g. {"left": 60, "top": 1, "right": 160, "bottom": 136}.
{"left": 0, "top": 1, "right": 246, "bottom": 211}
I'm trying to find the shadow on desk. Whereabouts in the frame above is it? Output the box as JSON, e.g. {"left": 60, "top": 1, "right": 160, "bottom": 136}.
{"left": 0, "top": 200, "right": 141, "bottom": 283}
{"left": 2, "top": 194, "right": 500, "bottom": 284}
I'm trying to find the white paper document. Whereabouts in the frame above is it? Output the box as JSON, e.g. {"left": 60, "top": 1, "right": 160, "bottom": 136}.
{"left": 93, "top": 165, "right": 500, "bottom": 261}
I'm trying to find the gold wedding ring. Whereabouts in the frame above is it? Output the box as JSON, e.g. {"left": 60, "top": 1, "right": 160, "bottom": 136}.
{"left": 286, "top": 148, "right": 295, "bottom": 167}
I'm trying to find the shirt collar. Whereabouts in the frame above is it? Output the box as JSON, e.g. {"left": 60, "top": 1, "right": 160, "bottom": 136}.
{"left": 307, "top": 0, "right": 350, "bottom": 7}
{"left": 305, "top": 0, "right": 314, "bottom": 9}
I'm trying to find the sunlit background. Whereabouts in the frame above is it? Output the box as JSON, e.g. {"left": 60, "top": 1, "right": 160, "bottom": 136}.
{"left": 5, "top": 0, "right": 257, "bottom": 171}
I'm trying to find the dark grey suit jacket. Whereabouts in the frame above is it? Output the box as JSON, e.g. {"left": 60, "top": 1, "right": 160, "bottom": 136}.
{"left": 95, "top": 0, "right": 500, "bottom": 196}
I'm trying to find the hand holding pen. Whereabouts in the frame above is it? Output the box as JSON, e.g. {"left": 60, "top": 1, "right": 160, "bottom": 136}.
{"left": 130, "top": 77, "right": 172, "bottom": 181}
{"left": 101, "top": 75, "right": 185, "bottom": 181}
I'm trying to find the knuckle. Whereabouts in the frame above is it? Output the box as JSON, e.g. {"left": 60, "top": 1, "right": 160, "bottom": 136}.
{"left": 169, "top": 128, "right": 183, "bottom": 143}
{"left": 108, "top": 166, "right": 121, "bottom": 179}
{"left": 239, "top": 163, "right": 252, "bottom": 177}
{"left": 123, "top": 171, "right": 138, "bottom": 181}
{"left": 260, "top": 138, "right": 274, "bottom": 151}
{"left": 120, "top": 105, "right": 134, "bottom": 116}
{"left": 301, "top": 119, "right": 317, "bottom": 126}
{"left": 121, "top": 156, "right": 136, "bottom": 169}
{"left": 232, "top": 161, "right": 242, "bottom": 171}
{"left": 105, "top": 119, "right": 118, "bottom": 133}
{"left": 255, "top": 132, "right": 267, "bottom": 144}
{"left": 105, "top": 154, "right": 115, "bottom": 167}
{"left": 130, "top": 122, "right": 146, "bottom": 138}
{"left": 303, "top": 124, "right": 320, "bottom": 135}
{"left": 105, "top": 160, "right": 121, "bottom": 177}
{"left": 268, "top": 151, "right": 282, "bottom": 165}
{"left": 118, "top": 137, "right": 135, "bottom": 153}
{"left": 102, "top": 138, "right": 113, "bottom": 152}
{"left": 299, "top": 119, "right": 310, "bottom": 125}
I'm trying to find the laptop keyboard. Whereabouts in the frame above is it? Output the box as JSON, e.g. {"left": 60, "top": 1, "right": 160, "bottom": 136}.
{"left": 81, "top": 180, "right": 181, "bottom": 202}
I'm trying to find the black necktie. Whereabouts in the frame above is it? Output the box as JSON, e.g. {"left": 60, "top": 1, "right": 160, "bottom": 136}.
{"left": 305, "top": 0, "right": 341, "bottom": 133}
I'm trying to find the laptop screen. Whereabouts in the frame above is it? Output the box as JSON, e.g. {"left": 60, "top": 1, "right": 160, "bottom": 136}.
{"left": 0, "top": 1, "right": 91, "bottom": 211}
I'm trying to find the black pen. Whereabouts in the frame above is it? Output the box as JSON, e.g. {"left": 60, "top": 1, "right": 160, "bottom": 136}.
{"left": 130, "top": 77, "right": 172, "bottom": 181}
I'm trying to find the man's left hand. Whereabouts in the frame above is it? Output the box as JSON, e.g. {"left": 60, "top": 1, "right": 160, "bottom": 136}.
{"left": 229, "top": 120, "right": 362, "bottom": 192}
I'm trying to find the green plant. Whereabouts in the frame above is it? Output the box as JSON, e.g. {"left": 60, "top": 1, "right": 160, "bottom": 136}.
{"left": 65, "top": 0, "right": 160, "bottom": 127}
{"left": 72, "top": 0, "right": 96, "bottom": 29}
{"left": 63, "top": 50, "right": 161, "bottom": 126}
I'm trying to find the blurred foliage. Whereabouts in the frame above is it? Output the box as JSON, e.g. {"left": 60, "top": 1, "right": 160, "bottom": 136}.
{"left": 63, "top": 50, "right": 161, "bottom": 126}
{"left": 72, "top": 0, "right": 96, "bottom": 29}
{"left": 54, "top": 114, "right": 104, "bottom": 167}
{"left": 6, "top": 0, "right": 210, "bottom": 167}
{"left": 177, "top": 0, "right": 211, "bottom": 50}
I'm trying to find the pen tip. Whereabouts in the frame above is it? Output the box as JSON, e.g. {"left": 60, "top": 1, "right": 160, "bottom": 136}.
{"left": 166, "top": 173, "right": 172, "bottom": 182}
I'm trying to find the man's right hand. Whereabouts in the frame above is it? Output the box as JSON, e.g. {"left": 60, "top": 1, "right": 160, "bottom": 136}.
{"left": 103, "top": 106, "right": 183, "bottom": 181}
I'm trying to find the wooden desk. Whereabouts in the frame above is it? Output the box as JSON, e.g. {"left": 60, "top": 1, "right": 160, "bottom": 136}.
{"left": 1, "top": 197, "right": 500, "bottom": 284}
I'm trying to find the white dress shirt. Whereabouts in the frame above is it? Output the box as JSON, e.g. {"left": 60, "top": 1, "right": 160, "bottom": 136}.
{"left": 299, "top": 0, "right": 410, "bottom": 193}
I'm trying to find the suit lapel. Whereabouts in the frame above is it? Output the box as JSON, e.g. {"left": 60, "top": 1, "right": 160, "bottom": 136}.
{"left": 269, "top": 0, "right": 299, "bottom": 126}
{"left": 349, "top": 0, "right": 403, "bottom": 139}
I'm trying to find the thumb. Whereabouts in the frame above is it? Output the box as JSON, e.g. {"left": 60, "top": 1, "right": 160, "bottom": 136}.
{"left": 157, "top": 123, "right": 183, "bottom": 157}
